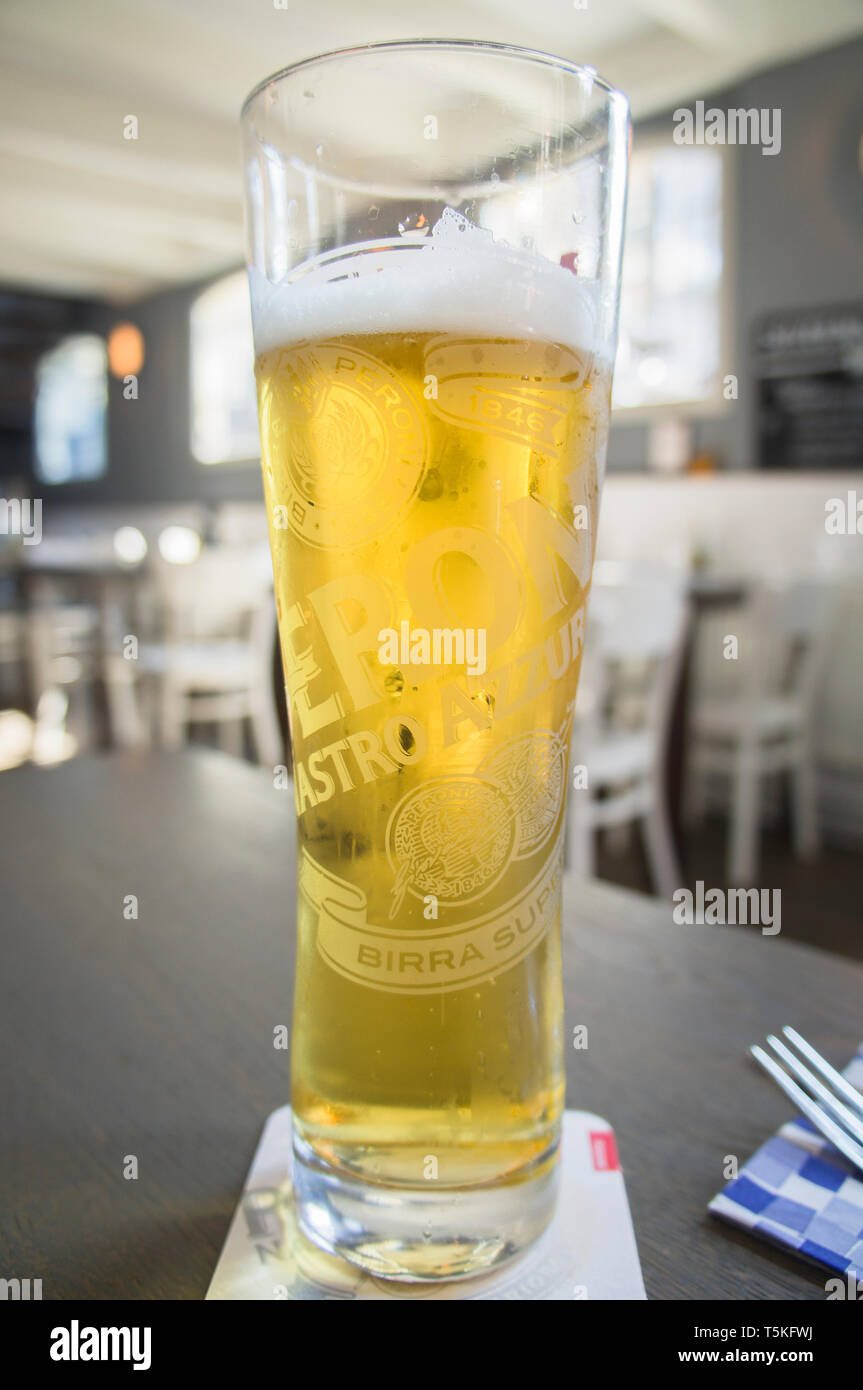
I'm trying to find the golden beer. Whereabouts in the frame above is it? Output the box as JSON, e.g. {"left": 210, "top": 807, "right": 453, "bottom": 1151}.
{"left": 242, "top": 39, "right": 628, "bottom": 1281}
{"left": 256, "top": 327, "right": 610, "bottom": 1192}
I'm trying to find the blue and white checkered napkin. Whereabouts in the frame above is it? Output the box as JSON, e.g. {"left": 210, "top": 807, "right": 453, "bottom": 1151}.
{"left": 709, "top": 1043, "right": 863, "bottom": 1282}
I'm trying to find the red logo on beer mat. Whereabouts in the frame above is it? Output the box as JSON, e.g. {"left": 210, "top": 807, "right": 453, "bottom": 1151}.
{"left": 589, "top": 1129, "right": 620, "bottom": 1172}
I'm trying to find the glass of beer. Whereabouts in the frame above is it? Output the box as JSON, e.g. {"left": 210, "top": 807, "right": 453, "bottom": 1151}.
{"left": 241, "top": 40, "right": 629, "bottom": 1281}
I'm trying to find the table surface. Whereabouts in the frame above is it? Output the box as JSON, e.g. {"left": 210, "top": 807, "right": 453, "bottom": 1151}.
{"left": 2, "top": 750, "right": 860, "bottom": 1301}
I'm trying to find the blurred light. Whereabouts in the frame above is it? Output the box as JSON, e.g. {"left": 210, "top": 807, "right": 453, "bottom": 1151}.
{"left": 36, "top": 687, "right": 68, "bottom": 724}
{"left": 31, "top": 687, "right": 77, "bottom": 765}
{"left": 31, "top": 728, "right": 78, "bottom": 766}
{"left": 158, "top": 525, "right": 201, "bottom": 565}
{"left": 0, "top": 710, "right": 33, "bottom": 771}
{"left": 113, "top": 525, "right": 148, "bottom": 565}
{"left": 108, "top": 322, "right": 145, "bottom": 378}
{"left": 638, "top": 356, "right": 668, "bottom": 388}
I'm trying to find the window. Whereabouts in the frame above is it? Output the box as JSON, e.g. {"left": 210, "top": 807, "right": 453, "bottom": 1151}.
{"left": 190, "top": 270, "right": 259, "bottom": 464}
{"left": 34, "top": 334, "right": 108, "bottom": 484}
{"left": 613, "top": 143, "right": 724, "bottom": 412}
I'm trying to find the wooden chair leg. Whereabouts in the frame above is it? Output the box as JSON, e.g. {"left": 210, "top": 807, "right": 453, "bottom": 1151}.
{"left": 791, "top": 748, "right": 819, "bottom": 860}
{"left": 641, "top": 797, "right": 681, "bottom": 901}
{"left": 683, "top": 753, "right": 709, "bottom": 825}
{"left": 249, "top": 692, "right": 284, "bottom": 769}
{"left": 728, "top": 747, "right": 761, "bottom": 884}
{"left": 566, "top": 793, "right": 595, "bottom": 879}
{"left": 158, "top": 681, "right": 185, "bottom": 749}
{"left": 103, "top": 656, "right": 147, "bottom": 749}
{"left": 218, "top": 717, "right": 244, "bottom": 758}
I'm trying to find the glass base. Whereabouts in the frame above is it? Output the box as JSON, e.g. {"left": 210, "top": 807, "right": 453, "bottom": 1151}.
{"left": 291, "top": 1126, "right": 561, "bottom": 1282}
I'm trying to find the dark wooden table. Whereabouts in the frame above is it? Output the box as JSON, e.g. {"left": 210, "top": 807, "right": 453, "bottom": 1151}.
{"left": 1, "top": 750, "right": 860, "bottom": 1300}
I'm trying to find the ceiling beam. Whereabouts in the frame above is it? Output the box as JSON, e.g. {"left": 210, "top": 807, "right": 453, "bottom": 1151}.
{"left": 632, "top": 0, "right": 740, "bottom": 50}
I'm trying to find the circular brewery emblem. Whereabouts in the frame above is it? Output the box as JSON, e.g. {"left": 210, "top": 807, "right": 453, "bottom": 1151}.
{"left": 480, "top": 730, "right": 565, "bottom": 858}
{"left": 272, "top": 342, "right": 427, "bottom": 548}
{"left": 386, "top": 777, "right": 515, "bottom": 907}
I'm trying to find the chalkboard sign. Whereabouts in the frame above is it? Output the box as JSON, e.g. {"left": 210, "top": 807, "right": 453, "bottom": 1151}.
{"left": 754, "top": 304, "right": 863, "bottom": 470}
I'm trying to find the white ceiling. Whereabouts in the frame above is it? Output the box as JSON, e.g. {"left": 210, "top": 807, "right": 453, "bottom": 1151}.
{"left": 1, "top": 0, "right": 861, "bottom": 302}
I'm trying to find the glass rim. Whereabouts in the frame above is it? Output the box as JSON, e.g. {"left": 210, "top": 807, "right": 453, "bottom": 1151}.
{"left": 240, "top": 37, "right": 628, "bottom": 121}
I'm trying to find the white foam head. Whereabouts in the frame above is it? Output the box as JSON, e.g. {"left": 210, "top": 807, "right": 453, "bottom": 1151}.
{"left": 249, "top": 208, "right": 600, "bottom": 356}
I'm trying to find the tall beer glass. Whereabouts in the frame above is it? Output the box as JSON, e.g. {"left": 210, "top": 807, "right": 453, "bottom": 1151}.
{"left": 241, "top": 40, "right": 629, "bottom": 1281}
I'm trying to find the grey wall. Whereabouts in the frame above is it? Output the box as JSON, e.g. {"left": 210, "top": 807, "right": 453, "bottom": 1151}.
{"left": 607, "top": 34, "right": 863, "bottom": 471}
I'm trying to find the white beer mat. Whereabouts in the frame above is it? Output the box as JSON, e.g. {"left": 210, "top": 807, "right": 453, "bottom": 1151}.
{"left": 206, "top": 1107, "right": 646, "bottom": 1301}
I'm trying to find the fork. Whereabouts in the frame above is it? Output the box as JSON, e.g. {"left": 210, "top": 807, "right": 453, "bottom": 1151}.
{"left": 750, "top": 1026, "right": 863, "bottom": 1174}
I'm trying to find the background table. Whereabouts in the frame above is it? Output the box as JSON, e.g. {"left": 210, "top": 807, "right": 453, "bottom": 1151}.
{"left": 1, "top": 750, "right": 860, "bottom": 1299}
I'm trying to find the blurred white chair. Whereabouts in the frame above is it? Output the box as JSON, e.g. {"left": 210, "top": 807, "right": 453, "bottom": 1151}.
{"left": 24, "top": 588, "right": 102, "bottom": 708}
{"left": 134, "top": 546, "right": 283, "bottom": 765}
{"left": 687, "top": 579, "right": 837, "bottom": 884}
{"left": 13, "top": 589, "right": 101, "bottom": 760}
{"left": 567, "top": 573, "right": 688, "bottom": 900}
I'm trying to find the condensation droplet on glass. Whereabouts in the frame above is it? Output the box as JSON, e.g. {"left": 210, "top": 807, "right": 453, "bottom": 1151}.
{"left": 368, "top": 205, "right": 380, "bottom": 220}
{"left": 384, "top": 671, "right": 405, "bottom": 695}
